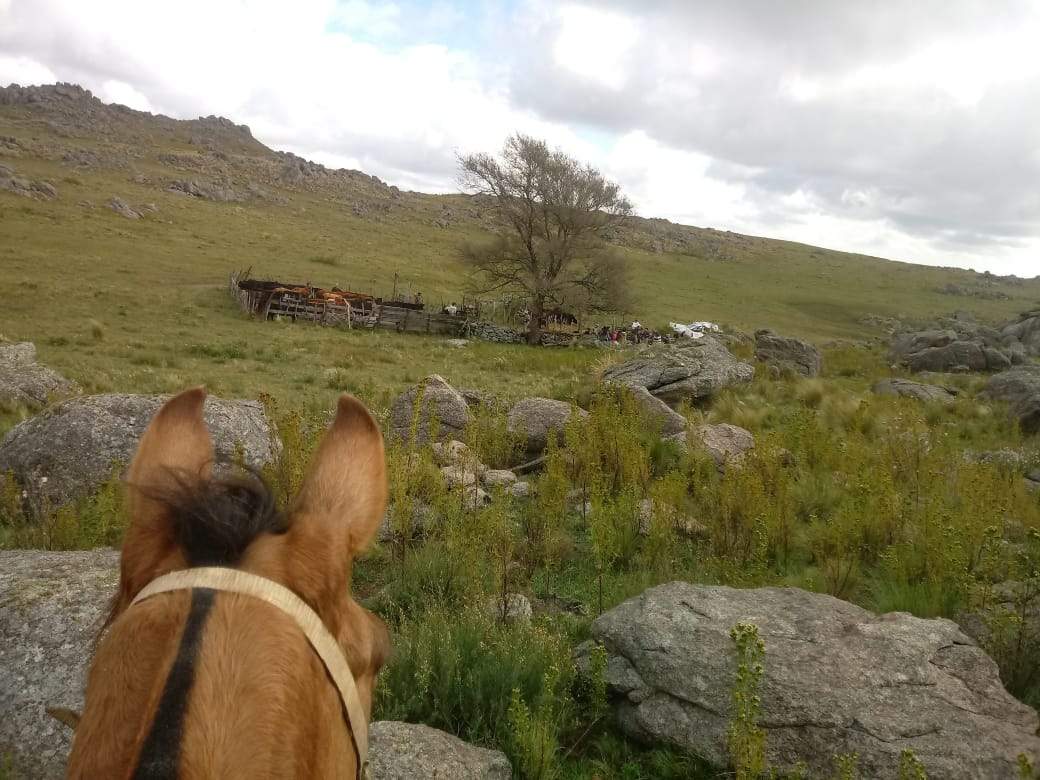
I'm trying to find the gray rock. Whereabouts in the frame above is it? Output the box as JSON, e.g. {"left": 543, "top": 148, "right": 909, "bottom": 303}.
{"left": 0, "top": 342, "right": 78, "bottom": 407}
{"left": 981, "top": 366, "right": 1040, "bottom": 434}
{"left": 754, "top": 330, "right": 822, "bottom": 377}
{"left": 431, "top": 439, "right": 478, "bottom": 468}
{"left": 482, "top": 469, "right": 518, "bottom": 488}
{"left": 587, "top": 581, "right": 1040, "bottom": 779}
{"left": 368, "top": 721, "right": 512, "bottom": 779}
{"left": 0, "top": 164, "right": 58, "bottom": 200}
{"left": 625, "top": 385, "right": 687, "bottom": 437}
{"left": 602, "top": 338, "right": 754, "bottom": 403}
{"left": 107, "top": 196, "right": 139, "bottom": 219}
{"left": 442, "top": 464, "right": 479, "bottom": 490}
{"left": 507, "top": 398, "right": 587, "bottom": 456}
{"left": 0, "top": 548, "right": 119, "bottom": 779}
{"left": 508, "top": 480, "right": 531, "bottom": 499}
{"left": 1000, "top": 312, "right": 1040, "bottom": 357}
{"left": 486, "top": 593, "right": 533, "bottom": 625}
{"left": 0, "top": 550, "right": 512, "bottom": 780}
{"left": 692, "top": 423, "right": 755, "bottom": 467}
{"left": 0, "top": 393, "right": 279, "bottom": 511}
{"left": 390, "top": 375, "right": 472, "bottom": 446}
{"left": 890, "top": 329, "right": 1013, "bottom": 373}
{"left": 872, "top": 378, "right": 957, "bottom": 405}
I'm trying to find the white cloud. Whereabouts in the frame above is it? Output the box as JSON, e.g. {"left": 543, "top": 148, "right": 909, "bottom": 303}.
{"left": 553, "top": 5, "right": 639, "bottom": 90}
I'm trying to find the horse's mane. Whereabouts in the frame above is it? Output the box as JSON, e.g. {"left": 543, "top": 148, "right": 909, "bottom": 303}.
{"left": 157, "top": 468, "right": 288, "bottom": 566}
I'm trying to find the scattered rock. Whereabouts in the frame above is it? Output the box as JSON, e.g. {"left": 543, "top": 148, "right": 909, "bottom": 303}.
{"left": 107, "top": 196, "right": 140, "bottom": 219}
{"left": 0, "top": 163, "right": 57, "bottom": 200}
{"left": 487, "top": 593, "right": 533, "bottom": 625}
{"left": 691, "top": 423, "right": 755, "bottom": 467}
{"left": 442, "top": 464, "right": 479, "bottom": 490}
{"left": 507, "top": 481, "right": 531, "bottom": 499}
{"left": 0, "top": 394, "right": 278, "bottom": 511}
{"left": 872, "top": 378, "right": 957, "bottom": 405}
{"left": 368, "top": 721, "right": 512, "bottom": 780}
{"left": 602, "top": 339, "right": 754, "bottom": 403}
{"left": 981, "top": 366, "right": 1040, "bottom": 434}
{"left": 431, "top": 439, "right": 477, "bottom": 468}
{"left": 390, "top": 375, "right": 472, "bottom": 446}
{"left": 507, "top": 398, "right": 587, "bottom": 456}
{"left": 0, "top": 341, "right": 78, "bottom": 407}
{"left": 583, "top": 581, "right": 1040, "bottom": 779}
{"left": 754, "top": 330, "right": 822, "bottom": 377}
{"left": 482, "top": 469, "right": 518, "bottom": 488}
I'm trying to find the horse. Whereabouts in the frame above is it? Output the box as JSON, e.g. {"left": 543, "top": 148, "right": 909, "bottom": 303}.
{"left": 66, "top": 387, "right": 390, "bottom": 779}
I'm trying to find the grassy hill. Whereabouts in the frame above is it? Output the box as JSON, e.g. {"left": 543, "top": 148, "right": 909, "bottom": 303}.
{"left": 1, "top": 81, "right": 1038, "bottom": 412}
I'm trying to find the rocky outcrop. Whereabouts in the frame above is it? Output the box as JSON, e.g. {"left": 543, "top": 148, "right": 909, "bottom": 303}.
{"left": 1001, "top": 311, "right": 1040, "bottom": 357}
{"left": 889, "top": 327, "right": 1015, "bottom": 373}
{"left": 981, "top": 366, "right": 1040, "bottom": 434}
{"left": 390, "top": 375, "right": 472, "bottom": 445}
{"left": 0, "top": 550, "right": 512, "bottom": 779}
{"left": 602, "top": 339, "right": 754, "bottom": 404}
{"left": 754, "top": 330, "right": 822, "bottom": 377}
{"left": 0, "top": 342, "right": 78, "bottom": 407}
{"left": 584, "top": 582, "right": 1040, "bottom": 779}
{"left": 872, "top": 378, "right": 958, "bottom": 405}
{"left": 368, "top": 722, "right": 512, "bottom": 779}
{"left": 0, "top": 393, "right": 278, "bottom": 510}
{"left": 508, "top": 398, "right": 587, "bottom": 456}
{"left": 0, "top": 162, "right": 57, "bottom": 200}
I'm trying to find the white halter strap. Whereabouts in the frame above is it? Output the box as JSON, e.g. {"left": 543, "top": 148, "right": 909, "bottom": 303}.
{"left": 131, "top": 567, "right": 369, "bottom": 779}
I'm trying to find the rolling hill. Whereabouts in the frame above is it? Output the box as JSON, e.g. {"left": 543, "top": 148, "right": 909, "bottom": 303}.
{"left": 1, "top": 81, "right": 1037, "bottom": 408}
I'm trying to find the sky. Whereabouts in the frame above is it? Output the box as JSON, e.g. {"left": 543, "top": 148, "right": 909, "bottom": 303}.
{"left": 1, "top": 0, "right": 1038, "bottom": 277}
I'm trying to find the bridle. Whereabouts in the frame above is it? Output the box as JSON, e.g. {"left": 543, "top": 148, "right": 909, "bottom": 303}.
{"left": 130, "top": 567, "right": 371, "bottom": 780}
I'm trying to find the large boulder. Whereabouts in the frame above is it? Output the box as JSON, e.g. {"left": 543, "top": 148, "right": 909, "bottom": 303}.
{"left": 872, "top": 378, "right": 957, "bottom": 405}
{"left": 0, "top": 548, "right": 119, "bottom": 779}
{"left": 390, "top": 375, "right": 472, "bottom": 445}
{"left": 585, "top": 582, "right": 1040, "bottom": 779}
{"left": 602, "top": 339, "right": 754, "bottom": 404}
{"left": 890, "top": 329, "right": 1013, "bottom": 373}
{"left": 0, "top": 394, "right": 278, "bottom": 511}
{"left": 981, "top": 366, "right": 1040, "bottom": 434}
{"left": 0, "top": 550, "right": 512, "bottom": 779}
{"left": 0, "top": 342, "right": 78, "bottom": 407}
{"left": 1001, "top": 311, "right": 1040, "bottom": 357}
{"left": 507, "top": 397, "right": 587, "bottom": 456}
{"left": 368, "top": 722, "right": 512, "bottom": 779}
{"left": 625, "top": 385, "right": 687, "bottom": 437}
{"left": 754, "top": 330, "right": 822, "bottom": 377}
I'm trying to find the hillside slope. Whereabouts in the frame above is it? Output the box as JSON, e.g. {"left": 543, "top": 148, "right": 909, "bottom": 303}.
{"left": 1, "top": 82, "right": 1037, "bottom": 405}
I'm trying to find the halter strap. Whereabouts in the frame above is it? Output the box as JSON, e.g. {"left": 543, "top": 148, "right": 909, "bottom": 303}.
{"left": 131, "top": 567, "right": 369, "bottom": 779}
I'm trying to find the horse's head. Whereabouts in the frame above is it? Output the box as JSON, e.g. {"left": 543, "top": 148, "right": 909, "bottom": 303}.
{"left": 71, "top": 387, "right": 389, "bottom": 777}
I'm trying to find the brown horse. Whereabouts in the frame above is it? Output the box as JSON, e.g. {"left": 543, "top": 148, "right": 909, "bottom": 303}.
{"left": 67, "top": 387, "right": 390, "bottom": 779}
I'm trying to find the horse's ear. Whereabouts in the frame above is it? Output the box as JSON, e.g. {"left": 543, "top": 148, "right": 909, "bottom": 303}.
{"left": 290, "top": 394, "right": 387, "bottom": 557}
{"left": 116, "top": 388, "right": 213, "bottom": 611}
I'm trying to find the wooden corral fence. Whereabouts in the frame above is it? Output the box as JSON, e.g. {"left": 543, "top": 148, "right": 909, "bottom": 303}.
{"left": 229, "top": 270, "right": 465, "bottom": 336}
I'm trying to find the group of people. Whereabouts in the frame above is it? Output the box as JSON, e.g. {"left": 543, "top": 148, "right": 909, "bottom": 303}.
{"left": 594, "top": 321, "right": 668, "bottom": 346}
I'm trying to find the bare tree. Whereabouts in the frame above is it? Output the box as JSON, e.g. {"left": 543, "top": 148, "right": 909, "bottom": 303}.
{"left": 458, "top": 134, "right": 633, "bottom": 343}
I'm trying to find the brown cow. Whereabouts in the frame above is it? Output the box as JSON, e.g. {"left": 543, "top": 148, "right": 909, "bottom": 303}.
{"left": 67, "top": 387, "right": 390, "bottom": 779}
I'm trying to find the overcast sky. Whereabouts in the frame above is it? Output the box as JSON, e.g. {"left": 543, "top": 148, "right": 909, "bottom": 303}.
{"left": 2, "top": 0, "right": 1038, "bottom": 276}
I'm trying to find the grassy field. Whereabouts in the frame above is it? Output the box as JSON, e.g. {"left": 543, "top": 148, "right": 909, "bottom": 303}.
{"left": 2, "top": 94, "right": 1039, "bottom": 423}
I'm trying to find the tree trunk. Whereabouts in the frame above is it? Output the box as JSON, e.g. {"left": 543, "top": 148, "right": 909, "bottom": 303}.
{"left": 526, "top": 296, "right": 544, "bottom": 345}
